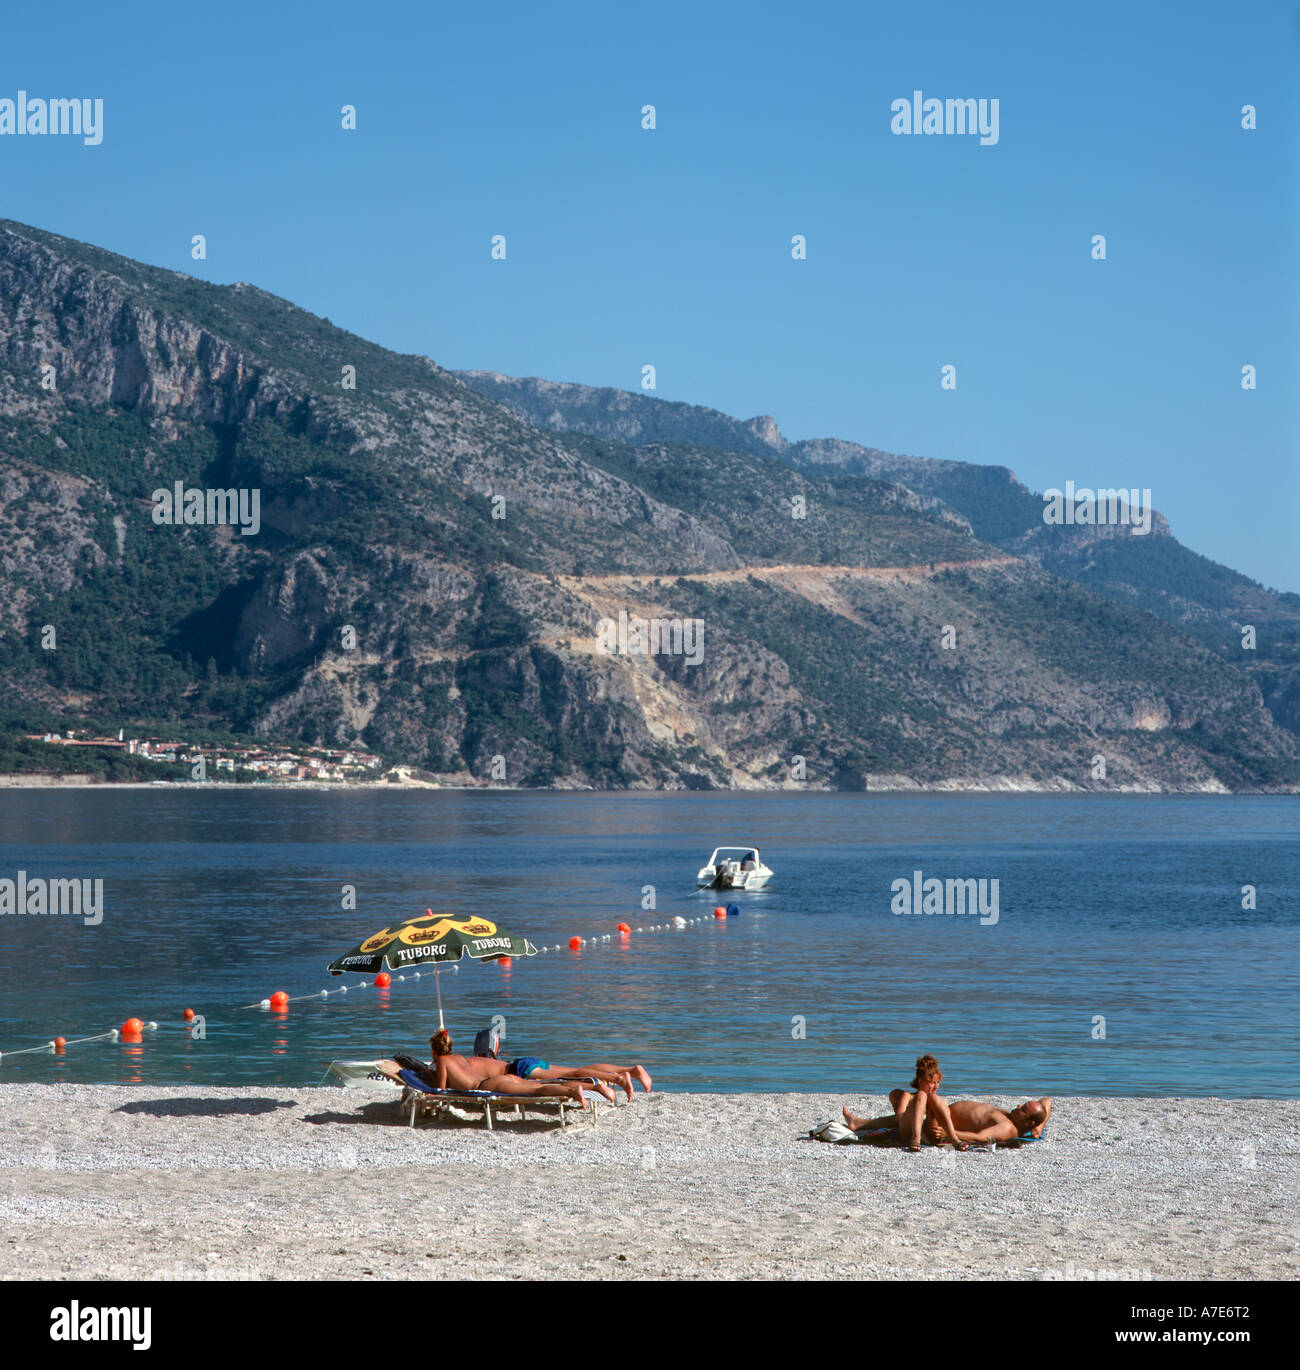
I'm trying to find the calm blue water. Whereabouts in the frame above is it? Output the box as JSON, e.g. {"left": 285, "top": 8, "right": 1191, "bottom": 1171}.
{"left": 0, "top": 791, "right": 1295, "bottom": 1096}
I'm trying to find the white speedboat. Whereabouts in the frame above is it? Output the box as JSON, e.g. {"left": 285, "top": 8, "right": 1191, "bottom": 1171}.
{"left": 696, "top": 846, "right": 773, "bottom": 891}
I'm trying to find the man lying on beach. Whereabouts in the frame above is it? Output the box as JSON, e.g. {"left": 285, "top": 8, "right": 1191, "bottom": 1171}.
{"left": 392, "top": 1030, "right": 617, "bottom": 1108}
{"left": 468, "top": 1025, "right": 653, "bottom": 1101}
{"left": 843, "top": 1093, "right": 1051, "bottom": 1145}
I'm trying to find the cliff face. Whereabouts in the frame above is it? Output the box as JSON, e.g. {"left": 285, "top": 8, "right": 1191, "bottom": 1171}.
{"left": 1, "top": 235, "right": 270, "bottom": 424}
{"left": 1, "top": 220, "right": 1296, "bottom": 791}
{"left": 457, "top": 369, "right": 1300, "bottom": 745}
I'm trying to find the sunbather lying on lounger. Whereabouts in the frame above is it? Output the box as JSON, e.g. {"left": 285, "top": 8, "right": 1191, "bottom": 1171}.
{"left": 389, "top": 1031, "right": 616, "bottom": 1108}
{"left": 843, "top": 1091, "right": 1051, "bottom": 1145}
{"left": 466, "top": 1027, "right": 653, "bottom": 1100}
{"left": 436, "top": 1029, "right": 619, "bottom": 1105}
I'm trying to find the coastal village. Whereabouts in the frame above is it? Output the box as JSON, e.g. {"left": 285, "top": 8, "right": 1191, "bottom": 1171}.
{"left": 29, "top": 729, "right": 384, "bottom": 782}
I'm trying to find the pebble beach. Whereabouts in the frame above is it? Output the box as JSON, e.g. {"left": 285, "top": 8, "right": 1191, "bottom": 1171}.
{"left": 1, "top": 1086, "right": 1295, "bottom": 1281}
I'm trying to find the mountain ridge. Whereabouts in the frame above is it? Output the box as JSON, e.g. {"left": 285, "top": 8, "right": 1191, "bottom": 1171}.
{"left": 455, "top": 368, "right": 1300, "bottom": 738}
{"left": 1, "top": 220, "right": 1295, "bottom": 791}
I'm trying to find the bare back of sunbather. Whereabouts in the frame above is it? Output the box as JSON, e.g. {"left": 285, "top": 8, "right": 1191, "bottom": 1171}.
{"left": 441, "top": 1052, "right": 616, "bottom": 1105}
{"left": 463, "top": 1053, "right": 648, "bottom": 1101}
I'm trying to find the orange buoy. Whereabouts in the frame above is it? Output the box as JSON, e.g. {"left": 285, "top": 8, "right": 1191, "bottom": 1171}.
{"left": 269, "top": 991, "right": 290, "bottom": 1009}
{"left": 569, "top": 936, "right": 582, "bottom": 950}
{"left": 183, "top": 1008, "right": 195, "bottom": 1021}
{"left": 497, "top": 956, "right": 511, "bottom": 966}
{"left": 617, "top": 923, "right": 631, "bottom": 934}
{"left": 122, "top": 1017, "right": 144, "bottom": 1035}
{"left": 374, "top": 973, "right": 391, "bottom": 988}
{"left": 713, "top": 906, "right": 726, "bottom": 919}
{"left": 53, "top": 1037, "right": 66, "bottom": 1051}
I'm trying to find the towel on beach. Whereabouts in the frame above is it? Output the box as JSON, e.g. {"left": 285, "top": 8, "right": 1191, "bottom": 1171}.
{"left": 808, "top": 1120, "right": 912, "bottom": 1145}
{"left": 808, "top": 1119, "right": 1046, "bottom": 1147}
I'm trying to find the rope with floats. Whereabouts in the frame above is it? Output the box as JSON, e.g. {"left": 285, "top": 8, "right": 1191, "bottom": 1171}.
{"left": 0, "top": 905, "right": 740, "bottom": 1061}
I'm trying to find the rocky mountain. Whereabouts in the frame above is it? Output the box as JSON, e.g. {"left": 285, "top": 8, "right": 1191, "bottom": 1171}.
{"left": 0, "top": 219, "right": 1295, "bottom": 790}
{"left": 458, "top": 370, "right": 1300, "bottom": 740}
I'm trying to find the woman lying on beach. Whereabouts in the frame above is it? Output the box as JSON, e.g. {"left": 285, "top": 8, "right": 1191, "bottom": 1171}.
{"left": 846, "top": 1054, "right": 968, "bottom": 1152}
{"left": 411, "top": 1030, "right": 655, "bottom": 1102}
{"left": 382, "top": 1031, "right": 614, "bottom": 1107}
{"left": 437, "top": 1029, "right": 622, "bottom": 1103}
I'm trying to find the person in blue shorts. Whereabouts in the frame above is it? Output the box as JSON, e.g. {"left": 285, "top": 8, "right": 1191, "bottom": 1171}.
{"left": 508, "top": 1056, "right": 549, "bottom": 1079}
{"left": 421, "top": 1029, "right": 615, "bottom": 1106}
{"left": 449, "top": 1028, "right": 654, "bottom": 1100}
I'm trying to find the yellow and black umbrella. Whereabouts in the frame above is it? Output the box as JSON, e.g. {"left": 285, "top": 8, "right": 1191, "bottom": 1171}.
{"left": 327, "top": 909, "right": 538, "bottom": 1028}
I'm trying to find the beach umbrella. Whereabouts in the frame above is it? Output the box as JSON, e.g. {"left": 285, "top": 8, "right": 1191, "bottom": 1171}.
{"left": 326, "top": 909, "right": 537, "bottom": 1029}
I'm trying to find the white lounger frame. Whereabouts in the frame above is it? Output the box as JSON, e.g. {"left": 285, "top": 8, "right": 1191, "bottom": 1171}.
{"left": 398, "top": 1086, "right": 596, "bottom": 1130}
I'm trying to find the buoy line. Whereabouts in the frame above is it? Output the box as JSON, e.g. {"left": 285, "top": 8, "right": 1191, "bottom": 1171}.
{"left": 0, "top": 905, "right": 741, "bottom": 1062}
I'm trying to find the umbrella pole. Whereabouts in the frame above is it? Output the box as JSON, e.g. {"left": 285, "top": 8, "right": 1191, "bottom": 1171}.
{"left": 435, "top": 966, "right": 444, "bottom": 1031}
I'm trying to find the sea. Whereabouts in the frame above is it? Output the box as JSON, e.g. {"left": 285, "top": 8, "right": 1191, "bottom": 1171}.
{"left": 0, "top": 789, "right": 1295, "bottom": 1097}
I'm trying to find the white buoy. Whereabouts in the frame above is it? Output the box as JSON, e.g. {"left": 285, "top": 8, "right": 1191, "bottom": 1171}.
{"left": 259, "top": 999, "right": 270, "bottom": 1010}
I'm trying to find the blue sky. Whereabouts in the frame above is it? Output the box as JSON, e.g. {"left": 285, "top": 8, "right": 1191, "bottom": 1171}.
{"left": 4, "top": 0, "right": 1297, "bottom": 589}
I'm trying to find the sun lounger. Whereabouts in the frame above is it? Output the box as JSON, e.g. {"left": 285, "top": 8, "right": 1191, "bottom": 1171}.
{"left": 394, "top": 1069, "right": 595, "bottom": 1130}
{"left": 324, "top": 1057, "right": 600, "bottom": 1129}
